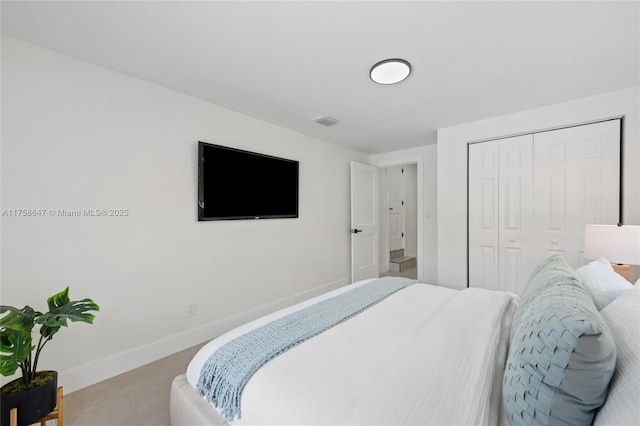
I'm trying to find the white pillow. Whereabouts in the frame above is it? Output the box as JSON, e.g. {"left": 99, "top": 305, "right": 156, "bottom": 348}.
{"left": 594, "top": 286, "right": 640, "bottom": 425}
{"left": 575, "top": 258, "right": 632, "bottom": 310}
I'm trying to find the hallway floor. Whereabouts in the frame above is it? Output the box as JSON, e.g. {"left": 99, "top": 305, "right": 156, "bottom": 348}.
{"left": 380, "top": 265, "right": 417, "bottom": 279}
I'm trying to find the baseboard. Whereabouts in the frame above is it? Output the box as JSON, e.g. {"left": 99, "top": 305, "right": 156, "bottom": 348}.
{"left": 59, "top": 277, "right": 350, "bottom": 394}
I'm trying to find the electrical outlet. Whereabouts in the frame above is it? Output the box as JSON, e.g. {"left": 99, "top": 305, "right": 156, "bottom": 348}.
{"left": 186, "top": 302, "right": 197, "bottom": 318}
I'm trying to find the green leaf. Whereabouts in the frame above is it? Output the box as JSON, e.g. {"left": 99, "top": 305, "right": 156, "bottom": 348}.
{"left": 36, "top": 288, "right": 99, "bottom": 339}
{"left": 47, "top": 287, "right": 71, "bottom": 312}
{"left": 0, "top": 306, "right": 36, "bottom": 333}
{"left": 0, "top": 330, "right": 31, "bottom": 376}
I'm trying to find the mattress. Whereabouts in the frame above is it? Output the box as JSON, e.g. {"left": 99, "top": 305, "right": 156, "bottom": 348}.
{"left": 173, "top": 280, "right": 517, "bottom": 425}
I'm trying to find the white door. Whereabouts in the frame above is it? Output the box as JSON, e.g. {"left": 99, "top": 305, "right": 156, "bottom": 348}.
{"left": 468, "top": 134, "right": 534, "bottom": 293}
{"left": 403, "top": 164, "right": 418, "bottom": 258}
{"left": 469, "top": 119, "right": 620, "bottom": 293}
{"left": 532, "top": 120, "right": 620, "bottom": 269}
{"left": 468, "top": 141, "right": 500, "bottom": 290}
{"left": 498, "top": 135, "right": 534, "bottom": 294}
{"left": 387, "top": 166, "right": 404, "bottom": 252}
{"left": 351, "top": 162, "right": 379, "bottom": 282}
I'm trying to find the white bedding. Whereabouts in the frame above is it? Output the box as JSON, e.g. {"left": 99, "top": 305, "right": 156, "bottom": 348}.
{"left": 186, "top": 281, "right": 517, "bottom": 425}
{"left": 186, "top": 279, "right": 378, "bottom": 387}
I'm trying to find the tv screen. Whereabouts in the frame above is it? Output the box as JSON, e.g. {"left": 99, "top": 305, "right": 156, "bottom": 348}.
{"left": 198, "top": 142, "right": 299, "bottom": 221}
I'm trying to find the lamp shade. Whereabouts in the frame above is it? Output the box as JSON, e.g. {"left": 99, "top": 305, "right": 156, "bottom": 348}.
{"left": 584, "top": 224, "right": 640, "bottom": 265}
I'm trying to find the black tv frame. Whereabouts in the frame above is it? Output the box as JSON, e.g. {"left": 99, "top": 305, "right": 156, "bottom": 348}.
{"left": 197, "top": 142, "right": 299, "bottom": 221}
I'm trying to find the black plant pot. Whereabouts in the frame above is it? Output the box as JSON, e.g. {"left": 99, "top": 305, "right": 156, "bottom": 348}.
{"left": 0, "top": 371, "right": 57, "bottom": 426}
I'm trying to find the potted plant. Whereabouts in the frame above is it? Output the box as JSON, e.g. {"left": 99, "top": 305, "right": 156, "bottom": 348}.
{"left": 0, "top": 287, "right": 99, "bottom": 426}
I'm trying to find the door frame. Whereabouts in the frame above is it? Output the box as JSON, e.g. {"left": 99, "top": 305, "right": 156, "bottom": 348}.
{"left": 370, "top": 155, "right": 424, "bottom": 281}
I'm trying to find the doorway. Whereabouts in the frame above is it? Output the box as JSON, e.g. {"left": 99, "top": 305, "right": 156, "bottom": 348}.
{"left": 381, "top": 164, "right": 418, "bottom": 279}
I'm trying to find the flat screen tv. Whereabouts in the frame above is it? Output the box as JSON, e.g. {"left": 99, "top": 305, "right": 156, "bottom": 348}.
{"left": 198, "top": 142, "right": 299, "bottom": 221}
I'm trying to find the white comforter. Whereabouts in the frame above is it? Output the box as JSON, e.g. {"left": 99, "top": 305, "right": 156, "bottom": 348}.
{"left": 187, "top": 282, "right": 517, "bottom": 425}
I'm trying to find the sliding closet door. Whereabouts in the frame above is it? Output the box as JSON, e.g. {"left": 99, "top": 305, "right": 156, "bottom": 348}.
{"left": 532, "top": 120, "right": 620, "bottom": 269}
{"left": 469, "top": 135, "right": 533, "bottom": 292}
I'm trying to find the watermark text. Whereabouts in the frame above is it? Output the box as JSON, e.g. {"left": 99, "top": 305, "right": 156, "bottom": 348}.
{"left": 2, "top": 208, "right": 130, "bottom": 217}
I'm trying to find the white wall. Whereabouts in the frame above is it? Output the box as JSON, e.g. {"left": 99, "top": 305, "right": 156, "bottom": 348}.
{"left": 437, "top": 87, "right": 640, "bottom": 289}
{"left": 370, "top": 145, "right": 438, "bottom": 283}
{"left": 0, "top": 37, "right": 367, "bottom": 392}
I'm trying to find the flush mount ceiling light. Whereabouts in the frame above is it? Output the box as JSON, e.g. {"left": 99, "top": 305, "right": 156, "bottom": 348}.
{"left": 369, "top": 58, "right": 412, "bottom": 85}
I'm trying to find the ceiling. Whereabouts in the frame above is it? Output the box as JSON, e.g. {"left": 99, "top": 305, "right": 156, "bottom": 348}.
{"left": 2, "top": 1, "right": 639, "bottom": 154}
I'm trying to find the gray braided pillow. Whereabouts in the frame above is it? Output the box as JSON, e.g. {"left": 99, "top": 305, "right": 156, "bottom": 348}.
{"left": 503, "top": 255, "right": 616, "bottom": 426}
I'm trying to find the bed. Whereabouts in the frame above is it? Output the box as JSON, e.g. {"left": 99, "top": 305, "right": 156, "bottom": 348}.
{"left": 170, "top": 255, "right": 639, "bottom": 426}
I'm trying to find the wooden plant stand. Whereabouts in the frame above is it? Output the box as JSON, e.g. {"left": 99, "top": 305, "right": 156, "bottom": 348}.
{"left": 9, "top": 386, "right": 63, "bottom": 426}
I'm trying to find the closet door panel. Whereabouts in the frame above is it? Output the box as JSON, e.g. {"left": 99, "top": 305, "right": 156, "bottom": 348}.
{"left": 533, "top": 120, "right": 620, "bottom": 269}
{"left": 498, "top": 135, "right": 533, "bottom": 293}
{"left": 547, "top": 172, "right": 567, "bottom": 232}
{"left": 469, "top": 135, "right": 533, "bottom": 293}
{"left": 469, "top": 141, "right": 499, "bottom": 290}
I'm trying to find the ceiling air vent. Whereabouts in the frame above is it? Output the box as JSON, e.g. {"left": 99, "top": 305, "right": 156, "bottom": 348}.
{"left": 313, "top": 115, "right": 341, "bottom": 127}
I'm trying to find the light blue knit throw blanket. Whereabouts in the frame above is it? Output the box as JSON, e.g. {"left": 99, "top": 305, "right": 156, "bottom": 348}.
{"left": 196, "top": 277, "right": 417, "bottom": 421}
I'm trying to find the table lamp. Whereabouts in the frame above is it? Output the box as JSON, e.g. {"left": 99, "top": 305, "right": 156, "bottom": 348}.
{"left": 584, "top": 224, "right": 640, "bottom": 280}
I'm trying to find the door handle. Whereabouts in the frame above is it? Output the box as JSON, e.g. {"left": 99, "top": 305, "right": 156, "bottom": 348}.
{"left": 351, "top": 229, "right": 363, "bottom": 234}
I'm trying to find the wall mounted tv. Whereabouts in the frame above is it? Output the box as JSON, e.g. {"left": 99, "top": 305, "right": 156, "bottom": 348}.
{"left": 198, "top": 142, "right": 299, "bottom": 221}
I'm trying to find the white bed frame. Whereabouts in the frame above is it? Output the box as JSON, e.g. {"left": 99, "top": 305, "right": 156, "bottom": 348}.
{"left": 171, "top": 374, "right": 228, "bottom": 426}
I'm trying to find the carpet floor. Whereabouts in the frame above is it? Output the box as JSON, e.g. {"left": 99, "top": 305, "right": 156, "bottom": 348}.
{"left": 64, "top": 343, "right": 205, "bottom": 426}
